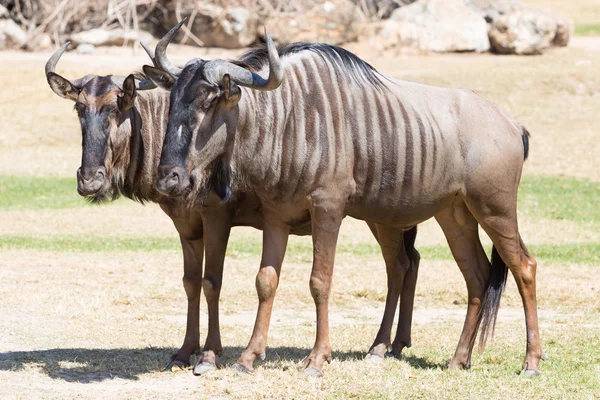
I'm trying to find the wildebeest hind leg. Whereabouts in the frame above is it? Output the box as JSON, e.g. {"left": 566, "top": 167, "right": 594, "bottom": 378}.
{"left": 435, "top": 202, "right": 490, "bottom": 370}
{"left": 467, "top": 194, "right": 543, "bottom": 376}
{"left": 365, "top": 224, "right": 417, "bottom": 361}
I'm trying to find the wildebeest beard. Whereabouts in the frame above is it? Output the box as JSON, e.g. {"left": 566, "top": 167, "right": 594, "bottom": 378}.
{"left": 186, "top": 156, "right": 237, "bottom": 206}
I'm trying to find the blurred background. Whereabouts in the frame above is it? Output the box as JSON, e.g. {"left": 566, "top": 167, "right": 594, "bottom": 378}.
{"left": 0, "top": 0, "right": 599, "bottom": 398}
{"left": 0, "top": 0, "right": 594, "bottom": 54}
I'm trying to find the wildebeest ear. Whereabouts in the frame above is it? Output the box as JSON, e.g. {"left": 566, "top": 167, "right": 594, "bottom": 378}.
{"left": 222, "top": 74, "right": 241, "bottom": 103}
{"left": 47, "top": 72, "right": 80, "bottom": 101}
{"left": 143, "top": 65, "right": 175, "bottom": 90}
{"left": 119, "top": 74, "right": 136, "bottom": 111}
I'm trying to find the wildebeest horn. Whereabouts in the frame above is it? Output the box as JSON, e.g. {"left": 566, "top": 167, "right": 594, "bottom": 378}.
{"left": 45, "top": 42, "right": 70, "bottom": 77}
{"left": 155, "top": 18, "right": 187, "bottom": 78}
{"left": 204, "top": 27, "right": 283, "bottom": 91}
{"left": 140, "top": 41, "right": 158, "bottom": 68}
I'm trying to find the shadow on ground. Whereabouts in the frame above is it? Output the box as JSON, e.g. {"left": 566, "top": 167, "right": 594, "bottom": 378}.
{"left": 0, "top": 346, "right": 445, "bottom": 382}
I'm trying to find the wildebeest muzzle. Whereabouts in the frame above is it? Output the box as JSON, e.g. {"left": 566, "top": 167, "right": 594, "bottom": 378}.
{"left": 77, "top": 166, "right": 107, "bottom": 196}
{"left": 156, "top": 165, "right": 190, "bottom": 197}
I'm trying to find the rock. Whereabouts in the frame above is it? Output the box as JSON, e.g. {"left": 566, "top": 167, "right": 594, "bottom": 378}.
{"left": 76, "top": 43, "right": 96, "bottom": 54}
{"left": 381, "top": 0, "right": 490, "bottom": 53}
{"left": 69, "top": 28, "right": 153, "bottom": 47}
{"left": 552, "top": 16, "right": 572, "bottom": 47}
{"left": 24, "top": 33, "right": 53, "bottom": 51}
{"left": 169, "top": 4, "right": 259, "bottom": 48}
{"left": 466, "top": 0, "right": 522, "bottom": 23}
{"left": 261, "top": 0, "right": 366, "bottom": 45}
{"left": 349, "top": 0, "right": 409, "bottom": 19}
{"left": 0, "top": 4, "right": 8, "bottom": 18}
{"left": 467, "top": 1, "right": 572, "bottom": 49}
{"left": 489, "top": 9, "right": 557, "bottom": 54}
{"left": 0, "top": 19, "right": 27, "bottom": 49}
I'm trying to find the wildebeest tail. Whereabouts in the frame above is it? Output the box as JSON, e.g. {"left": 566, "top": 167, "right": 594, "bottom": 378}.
{"left": 478, "top": 246, "right": 508, "bottom": 350}
{"left": 522, "top": 126, "right": 531, "bottom": 161}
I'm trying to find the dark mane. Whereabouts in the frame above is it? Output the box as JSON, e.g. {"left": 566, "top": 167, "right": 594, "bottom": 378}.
{"left": 237, "top": 42, "right": 385, "bottom": 88}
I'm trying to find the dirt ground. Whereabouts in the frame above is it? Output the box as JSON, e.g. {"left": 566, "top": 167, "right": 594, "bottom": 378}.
{"left": 1, "top": 3, "right": 599, "bottom": 398}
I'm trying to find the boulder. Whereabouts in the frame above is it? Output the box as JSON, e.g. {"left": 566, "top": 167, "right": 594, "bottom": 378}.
{"left": 0, "top": 19, "right": 27, "bottom": 50}
{"left": 489, "top": 9, "right": 557, "bottom": 54}
{"left": 69, "top": 28, "right": 153, "bottom": 47}
{"left": 260, "top": 0, "right": 366, "bottom": 46}
{"left": 169, "top": 4, "right": 259, "bottom": 48}
{"left": 381, "top": 0, "right": 490, "bottom": 53}
{"left": 466, "top": 0, "right": 522, "bottom": 23}
{"left": 0, "top": 4, "right": 8, "bottom": 18}
{"left": 467, "top": 0, "right": 573, "bottom": 49}
{"left": 76, "top": 43, "right": 96, "bottom": 54}
{"left": 552, "top": 16, "right": 573, "bottom": 47}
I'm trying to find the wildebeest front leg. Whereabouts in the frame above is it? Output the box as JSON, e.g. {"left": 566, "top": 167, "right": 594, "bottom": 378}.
{"left": 300, "top": 201, "right": 345, "bottom": 377}
{"left": 167, "top": 235, "right": 204, "bottom": 371}
{"left": 232, "top": 213, "right": 290, "bottom": 373}
{"left": 193, "top": 206, "right": 233, "bottom": 375}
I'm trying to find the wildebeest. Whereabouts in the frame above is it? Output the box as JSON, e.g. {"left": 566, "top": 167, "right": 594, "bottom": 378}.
{"left": 149, "top": 22, "right": 540, "bottom": 376}
{"left": 44, "top": 42, "right": 423, "bottom": 375}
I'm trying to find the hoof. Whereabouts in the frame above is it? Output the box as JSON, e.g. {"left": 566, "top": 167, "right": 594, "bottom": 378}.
{"left": 385, "top": 351, "right": 402, "bottom": 361}
{"left": 521, "top": 369, "right": 540, "bottom": 377}
{"left": 364, "top": 353, "right": 384, "bottom": 363}
{"left": 165, "top": 360, "right": 189, "bottom": 372}
{"left": 302, "top": 367, "right": 323, "bottom": 377}
{"left": 193, "top": 361, "right": 217, "bottom": 376}
{"left": 541, "top": 353, "right": 547, "bottom": 361}
{"left": 259, "top": 352, "right": 266, "bottom": 361}
{"left": 231, "top": 363, "right": 253, "bottom": 374}
{"left": 448, "top": 361, "right": 469, "bottom": 371}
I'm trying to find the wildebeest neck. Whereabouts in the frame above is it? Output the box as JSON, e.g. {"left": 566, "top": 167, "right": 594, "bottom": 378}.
{"left": 111, "top": 89, "right": 171, "bottom": 203}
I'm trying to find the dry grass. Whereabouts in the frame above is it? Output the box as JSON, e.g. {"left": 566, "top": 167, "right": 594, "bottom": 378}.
{"left": 1, "top": 1, "right": 599, "bottom": 397}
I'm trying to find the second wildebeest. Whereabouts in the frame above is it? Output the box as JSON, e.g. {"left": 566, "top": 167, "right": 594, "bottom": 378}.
{"left": 45, "top": 43, "right": 422, "bottom": 374}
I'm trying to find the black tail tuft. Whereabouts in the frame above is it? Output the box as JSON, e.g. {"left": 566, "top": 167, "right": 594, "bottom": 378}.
{"left": 522, "top": 127, "right": 531, "bottom": 161}
{"left": 478, "top": 246, "right": 509, "bottom": 350}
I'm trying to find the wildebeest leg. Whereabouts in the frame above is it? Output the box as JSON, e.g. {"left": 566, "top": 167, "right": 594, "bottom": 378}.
{"left": 366, "top": 224, "right": 413, "bottom": 360}
{"left": 193, "top": 206, "right": 232, "bottom": 376}
{"left": 389, "top": 227, "right": 420, "bottom": 358}
{"left": 466, "top": 194, "right": 542, "bottom": 376}
{"left": 300, "top": 201, "right": 345, "bottom": 377}
{"left": 232, "top": 213, "right": 290, "bottom": 372}
{"left": 435, "top": 201, "right": 490, "bottom": 370}
{"left": 167, "top": 235, "right": 204, "bottom": 371}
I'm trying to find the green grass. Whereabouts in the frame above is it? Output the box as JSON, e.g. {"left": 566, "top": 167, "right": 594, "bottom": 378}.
{"left": 0, "top": 176, "right": 87, "bottom": 210}
{"left": 2, "top": 174, "right": 599, "bottom": 225}
{"left": 519, "top": 175, "right": 600, "bottom": 224}
{"left": 574, "top": 23, "right": 600, "bottom": 36}
{"left": 1, "top": 234, "right": 598, "bottom": 264}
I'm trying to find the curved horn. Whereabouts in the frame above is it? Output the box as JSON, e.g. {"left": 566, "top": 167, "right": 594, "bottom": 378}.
{"left": 45, "top": 42, "right": 70, "bottom": 78}
{"left": 140, "top": 41, "right": 158, "bottom": 68}
{"left": 204, "top": 27, "right": 283, "bottom": 91}
{"left": 155, "top": 19, "right": 187, "bottom": 77}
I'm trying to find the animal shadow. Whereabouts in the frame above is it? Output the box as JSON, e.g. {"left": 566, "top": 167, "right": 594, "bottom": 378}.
{"left": 0, "top": 346, "right": 443, "bottom": 383}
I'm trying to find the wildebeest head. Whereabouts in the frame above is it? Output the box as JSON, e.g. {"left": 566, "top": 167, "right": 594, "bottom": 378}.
{"left": 45, "top": 43, "right": 156, "bottom": 202}
{"left": 143, "top": 21, "right": 283, "bottom": 201}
